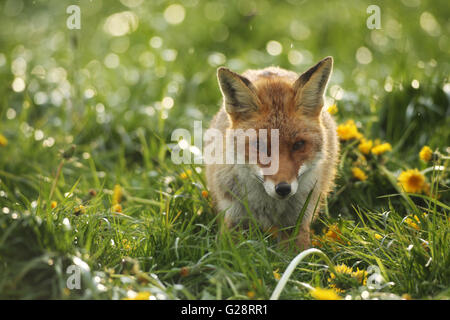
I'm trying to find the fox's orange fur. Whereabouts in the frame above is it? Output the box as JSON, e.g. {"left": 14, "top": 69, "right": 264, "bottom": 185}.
{"left": 205, "top": 57, "right": 339, "bottom": 249}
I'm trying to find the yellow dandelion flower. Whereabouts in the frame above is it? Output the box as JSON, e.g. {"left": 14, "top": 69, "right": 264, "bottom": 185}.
{"left": 273, "top": 269, "right": 281, "bottom": 281}
{"left": 74, "top": 205, "right": 86, "bottom": 216}
{"left": 310, "top": 287, "right": 342, "bottom": 300}
{"left": 51, "top": 201, "right": 58, "bottom": 209}
{"left": 358, "top": 138, "right": 373, "bottom": 155}
{"left": 371, "top": 142, "right": 392, "bottom": 155}
{"left": 180, "top": 169, "right": 192, "bottom": 180}
{"left": 336, "top": 120, "right": 363, "bottom": 141}
{"left": 63, "top": 288, "right": 70, "bottom": 296}
{"left": 112, "top": 203, "right": 122, "bottom": 213}
{"left": 405, "top": 217, "right": 420, "bottom": 230}
{"left": 311, "top": 237, "right": 323, "bottom": 248}
{"left": 352, "top": 268, "right": 368, "bottom": 286}
{"left": 324, "top": 224, "right": 342, "bottom": 242}
{"left": 247, "top": 291, "right": 255, "bottom": 299}
{"left": 397, "top": 169, "right": 426, "bottom": 193}
{"left": 180, "top": 172, "right": 188, "bottom": 179}
{"left": 421, "top": 240, "right": 429, "bottom": 250}
{"left": 351, "top": 167, "right": 368, "bottom": 181}
{"left": 328, "top": 264, "right": 367, "bottom": 293}
{"left": 419, "top": 146, "right": 433, "bottom": 162}
{"left": 123, "top": 291, "right": 152, "bottom": 300}
{"left": 374, "top": 233, "right": 383, "bottom": 240}
{"left": 327, "top": 104, "right": 338, "bottom": 115}
{"left": 0, "top": 134, "right": 8, "bottom": 147}
{"left": 112, "top": 184, "right": 122, "bottom": 205}
{"left": 402, "top": 293, "right": 412, "bottom": 300}
{"left": 333, "top": 264, "right": 354, "bottom": 276}
{"left": 122, "top": 239, "right": 131, "bottom": 251}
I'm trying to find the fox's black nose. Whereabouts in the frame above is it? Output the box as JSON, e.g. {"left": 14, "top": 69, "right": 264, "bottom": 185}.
{"left": 275, "top": 182, "right": 291, "bottom": 197}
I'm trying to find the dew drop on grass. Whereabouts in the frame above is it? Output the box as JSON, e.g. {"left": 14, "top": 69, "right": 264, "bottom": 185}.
{"left": 288, "top": 50, "right": 303, "bottom": 65}
{"left": 12, "top": 77, "right": 25, "bottom": 92}
{"left": 73, "top": 256, "right": 90, "bottom": 272}
{"left": 6, "top": 108, "right": 16, "bottom": 119}
{"left": 43, "top": 137, "right": 55, "bottom": 147}
{"left": 162, "top": 97, "right": 174, "bottom": 109}
{"left": 443, "top": 83, "right": 450, "bottom": 94}
{"left": 361, "top": 291, "right": 370, "bottom": 299}
{"left": 164, "top": 4, "right": 185, "bottom": 25}
{"left": 149, "top": 36, "right": 163, "bottom": 48}
{"left": 156, "top": 293, "right": 167, "bottom": 300}
{"left": 356, "top": 47, "right": 372, "bottom": 64}
{"left": 34, "top": 130, "right": 44, "bottom": 141}
{"left": 62, "top": 217, "right": 71, "bottom": 230}
{"left": 266, "top": 40, "right": 282, "bottom": 56}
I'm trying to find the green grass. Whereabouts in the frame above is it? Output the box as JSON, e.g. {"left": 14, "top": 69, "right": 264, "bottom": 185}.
{"left": 0, "top": 0, "right": 449, "bottom": 300}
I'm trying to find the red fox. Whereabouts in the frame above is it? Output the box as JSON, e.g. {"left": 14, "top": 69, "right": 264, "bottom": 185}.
{"left": 205, "top": 57, "right": 339, "bottom": 249}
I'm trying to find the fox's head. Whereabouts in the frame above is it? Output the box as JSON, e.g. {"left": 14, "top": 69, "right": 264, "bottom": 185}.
{"left": 217, "top": 57, "right": 333, "bottom": 200}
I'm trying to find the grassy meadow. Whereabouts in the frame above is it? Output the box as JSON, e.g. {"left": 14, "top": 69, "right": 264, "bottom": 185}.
{"left": 0, "top": 0, "right": 449, "bottom": 300}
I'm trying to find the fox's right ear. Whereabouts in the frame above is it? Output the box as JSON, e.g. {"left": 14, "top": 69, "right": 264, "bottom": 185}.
{"left": 217, "top": 67, "right": 260, "bottom": 116}
{"left": 293, "top": 56, "right": 333, "bottom": 116}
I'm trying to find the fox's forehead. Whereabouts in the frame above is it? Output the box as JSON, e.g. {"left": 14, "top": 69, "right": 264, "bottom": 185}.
{"left": 253, "top": 79, "right": 297, "bottom": 114}
{"left": 239, "top": 111, "right": 321, "bottom": 142}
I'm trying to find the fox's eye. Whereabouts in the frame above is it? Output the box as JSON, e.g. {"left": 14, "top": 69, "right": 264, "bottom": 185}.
{"left": 293, "top": 140, "right": 306, "bottom": 151}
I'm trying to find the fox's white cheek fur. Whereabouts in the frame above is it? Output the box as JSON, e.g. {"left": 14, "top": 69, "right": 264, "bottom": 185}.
{"left": 290, "top": 180, "right": 298, "bottom": 194}
{"left": 297, "top": 164, "right": 310, "bottom": 178}
{"left": 298, "top": 151, "right": 324, "bottom": 178}
{"left": 263, "top": 180, "right": 278, "bottom": 198}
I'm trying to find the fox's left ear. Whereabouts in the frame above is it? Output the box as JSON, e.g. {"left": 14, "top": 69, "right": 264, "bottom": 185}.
{"left": 293, "top": 56, "right": 333, "bottom": 116}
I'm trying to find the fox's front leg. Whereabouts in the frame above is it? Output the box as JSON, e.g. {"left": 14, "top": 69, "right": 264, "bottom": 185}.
{"left": 276, "top": 227, "right": 310, "bottom": 251}
{"left": 217, "top": 199, "right": 248, "bottom": 233}
{"left": 295, "top": 226, "right": 311, "bottom": 251}
{"left": 294, "top": 192, "right": 321, "bottom": 250}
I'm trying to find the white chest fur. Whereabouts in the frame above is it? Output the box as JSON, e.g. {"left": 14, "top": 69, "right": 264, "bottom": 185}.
{"left": 219, "top": 160, "right": 322, "bottom": 230}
